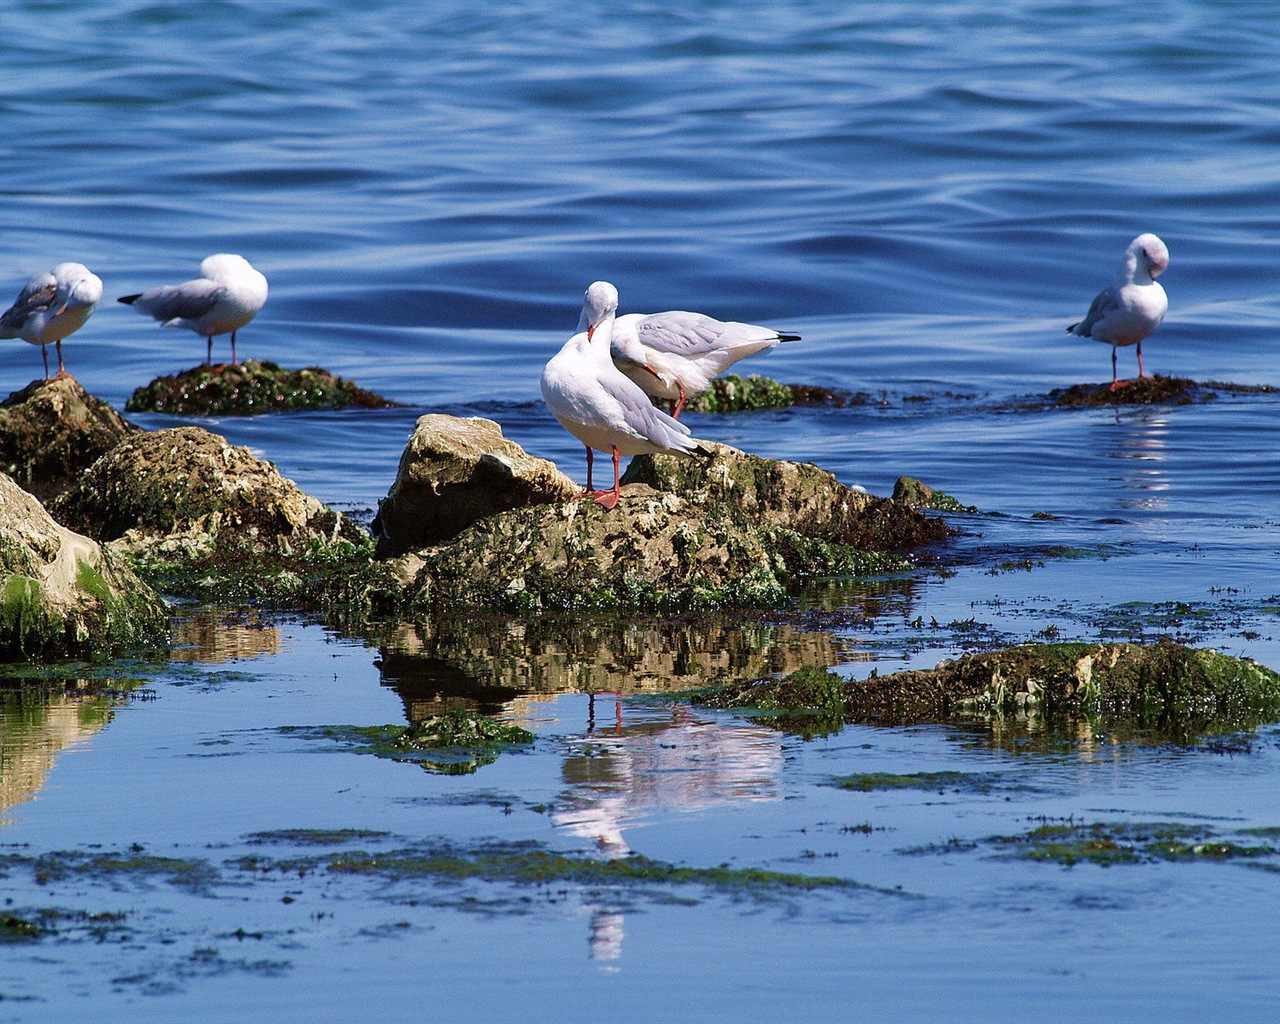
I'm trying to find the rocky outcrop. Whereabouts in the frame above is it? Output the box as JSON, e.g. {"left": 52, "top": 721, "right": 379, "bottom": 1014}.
{"left": 0, "top": 376, "right": 139, "bottom": 500}
{"left": 124, "top": 360, "right": 401, "bottom": 415}
{"left": 0, "top": 472, "right": 168, "bottom": 660}
{"left": 377, "top": 437, "right": 947, "bottom": 613}
{"left": 697, "top": 642, "right": 1280, "bottom": 739}
{"left": 621, "top": 443, "right": 949, "bottom": 551}
{"left": 891, "top": 476, "right": 977, "bottom": 513}
{"left": 373, "top": 414, "right": 577, "bottom": 555}
{"left": 49, "top": 425, "right": 363, "bottom": 563}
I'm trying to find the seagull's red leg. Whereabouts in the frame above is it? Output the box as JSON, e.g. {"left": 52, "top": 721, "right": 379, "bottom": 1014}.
{"left": 571, "top": 445, "right": 601, "bottom": 501}
{"left": 205, "top": 336, "right": 213, "bottom": 366}
{"left": 592, "top": 445, "right": 622, "bottom": 510}
{"left": 40, "top": 344, "right": 50, "bottom": 380}
{"left": 53, "top": 340, "right": 69, "bottom": 379}
{"left": 670, "top": 383, "right": 688, "bottom": 420}
{"left": 1108, "top": 345, "right": 1131, "bottom": 391}
{"left": 1136, "top": 340, "right": 1146, "bottom": 379}
{"left": 230, "top": 331, "right": 239, "bottom": 367}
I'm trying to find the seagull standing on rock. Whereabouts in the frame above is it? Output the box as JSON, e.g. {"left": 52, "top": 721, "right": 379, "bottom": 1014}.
{"left": 118, "top": 253, "right": 268, "bottom": 367}
{"left": 541, "top": 281, "right": 711, "bottom": 510}
{"left": 609, "top": 308, "right": 800, "bottom": 419}
{"left": 1067, "top": 233, "right": 1169, "bottom": 390}
{"left": 0, "top": 262, "right": 103, "bottom": 379}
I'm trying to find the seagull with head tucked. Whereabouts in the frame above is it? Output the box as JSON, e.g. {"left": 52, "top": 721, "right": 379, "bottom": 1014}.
{"left": 118, "top": 253, "right": 268, "bottom": 366}
{"left": 541, "top": 281, "right": 710, "bottom": 510}
{"left": 609, "top": 307, "right": 800, "bottom": 419}
{"left": 0, "top": 262, "right": 103, "bottom": 379}
{"left": 1067, "top": 233, "right": 1169, "bottom": 390}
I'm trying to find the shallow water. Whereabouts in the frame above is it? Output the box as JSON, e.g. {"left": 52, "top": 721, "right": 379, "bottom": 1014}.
{"left": 3, "top": 1, "right": 1280, "bottom": 1020}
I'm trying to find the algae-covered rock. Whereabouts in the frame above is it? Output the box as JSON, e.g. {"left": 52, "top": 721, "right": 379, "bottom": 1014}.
{"left": 392, "top": 486, "right": 917, "bottom": 614}
{"left": 124, "top": 360, "right": 400, "bottom": 416}
{"left": 0, "top": 376, "right": 140, "bottom": 500}
{"left": 372, "top": 414, "right": 576, "bottom": 555}
{"left": 49, "top": 425, "right": 364, "bottom": 563}
{"left": 1047, "top": 375, "right": 1199, "bottom": 408}
{"left": 891, "top": 476, "right": 977, "bottom": 514}
{"left": 622, "top": 442, "right": 948, "bottom": 551}
{"left": 686, "top": 374, "right": 797, "bottom": 414}
{"left": 0, "top": 472, "right": 168, "bottom": 660}
{"left": 699, "top": 642, "right": 1280, "bottom": 737}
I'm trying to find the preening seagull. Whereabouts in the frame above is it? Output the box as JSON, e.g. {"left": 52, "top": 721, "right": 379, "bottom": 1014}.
{"left": 1067, "top": 233, "right": 1169, "bottom": 390}
{"left": 541, "top": 281, "right": 710, "bottom": 510}
{"left": 0, "top": 262, "right": 103, "bottom": 379}
{"left": 607, "top": 308, "right": 800, "bottom": 419}
{"left": 118, "top": 253, "right": 268, "bottom": 366}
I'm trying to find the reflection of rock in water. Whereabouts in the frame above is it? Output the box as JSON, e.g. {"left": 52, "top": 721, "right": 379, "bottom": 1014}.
{"left": 375, "top": 615, "right": 858, "bottom": 711}
{"left": 0, "top": 690, "right": 119, "bottom": 822}
{"left": 170, "top": 607, "right": 282, "bottom": 664}
{"left": 553, "top": 706, "right": 784, "bottom": 856}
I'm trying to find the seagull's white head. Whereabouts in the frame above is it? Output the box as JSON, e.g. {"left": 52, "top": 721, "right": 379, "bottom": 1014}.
{"left": 49, "top": 263, "right": 103, "bottom": 307}
{"left": 200, "top": 253, "right": 254, "bottom": 282}
{"left": 1128, "top": 233, "right": 1169, "bottom": 280}
{"left": 580, "top": 280, "right": 619, "bottom": 341}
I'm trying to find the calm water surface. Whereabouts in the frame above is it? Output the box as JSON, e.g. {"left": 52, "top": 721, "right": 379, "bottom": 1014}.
{"left": 2, "top": 1, "right": 1279, "bottom": 1020}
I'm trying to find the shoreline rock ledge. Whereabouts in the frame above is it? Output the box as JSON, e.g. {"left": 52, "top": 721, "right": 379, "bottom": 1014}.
{"left": 1, "top": 472, "right": 168, "bottom": 660}
{"left": 380, "top": 419, "right": 950, "bottom": 614}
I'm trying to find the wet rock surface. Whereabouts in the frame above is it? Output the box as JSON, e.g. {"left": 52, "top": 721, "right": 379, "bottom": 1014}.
{"left": 0, "top": 472, "right": 168, "bottom": 660}
{"left": 621, "top": 442, "right": 949, "bottom": 551}
{"left": 382, "top": 440, "right": 947, "bottom": 614}
{"left": 372, "top": 414, "right": 577, "bottom": 556}
{"left": 49, "top": 425, "right": 364, "bottom": 563}
{"left": 891, "top": 476, "right": 977, "bottom": 513}
{"left": 0, "top": 377, "right": 140, "bottom": 500}
{"left": 698, "top": 641, "right": 1280, "bottom": 738}
{"left": 124, "top": 360, "right": 401, "bottom": 415}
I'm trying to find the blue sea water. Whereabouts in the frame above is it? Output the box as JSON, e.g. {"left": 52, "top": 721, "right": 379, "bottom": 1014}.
{"left": 2, "top": 1, "right": 1280, "bottom": 1020}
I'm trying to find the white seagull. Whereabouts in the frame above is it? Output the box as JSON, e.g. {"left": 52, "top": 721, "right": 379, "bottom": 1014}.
{"left": 608, "top": 308, "right": 800, "bottom": 419}
{"left": 0, "top": 262, "right": 103, "bottom": 380}
{"left": 1067, "top": 233, "right": 1169, "bottom": 390}
{"left": 118, "top": 253, "right": 268, "bottom": 367}
{"left": 541, "top": 281, "right": 710, "bottom": 510}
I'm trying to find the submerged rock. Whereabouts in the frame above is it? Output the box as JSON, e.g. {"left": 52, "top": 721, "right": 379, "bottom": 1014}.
{"left": 372, "top": 414, "right": 576, "bottom": 556}
{"left": 1047, "top": 375, "right": 1201, "bottom": 407}
{"left": 699, "top": 641, "right": 1280, "bottom": 738}
{"left": 50, "top": 425, "right": 364, "bottom": 564}
{"left": 0, "top": 472, "right": 168, "bottom": 660}
{"left": 0, "top": 376, "right": 140, "bottom": 500}
{"left": 124, "top": 360, "right": 401, "bottom": 416}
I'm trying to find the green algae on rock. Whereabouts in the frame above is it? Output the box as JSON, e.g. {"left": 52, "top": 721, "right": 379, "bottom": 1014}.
{"left": 697, "top": 642, "right": 1280, "bottom": 738}
{"left": 282, "top": 713, "right": 534, "bottom": 775}
{"left": 891, "top": 476, "right": 977, "bottom": 514}
{"left": 686, "top": 374, "right": 797, "bottom": 413}
{"left": 372, "top": 438, "right": 945, "bottom": 614}
{"left": 124, "top": 360, "right": 401, "bottom": 415}
{"left": 1, "top": 472, "right": 168, "bottom": 661}
{"left": 986, "top": 821, "right": 1277, "bottom": 867}
{"left": 0, "top": 376, "right": 140, "bottom": 500}
{"left": 51, "top": 425, "right": 364, "bottom": 563}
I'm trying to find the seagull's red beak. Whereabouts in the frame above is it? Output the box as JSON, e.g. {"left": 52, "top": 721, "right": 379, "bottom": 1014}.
{"left": 586, "top": 325, "right": 595, "bottom": 341}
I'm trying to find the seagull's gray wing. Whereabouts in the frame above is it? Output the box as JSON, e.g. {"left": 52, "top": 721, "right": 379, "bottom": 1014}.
{"left": 635, "top": 312, "right": 735, "bottom": 356}
{"left": 1068, "top": 286, "right": 1120, "bottom": 337}
{"left": 0, "top": 272, "right": 58, "bottom": 333}
{"left": 602, "top": 371, "right": 696, "bottom": 451}
{"left": 134, "top": 279, "right": 225, "bottom": 324}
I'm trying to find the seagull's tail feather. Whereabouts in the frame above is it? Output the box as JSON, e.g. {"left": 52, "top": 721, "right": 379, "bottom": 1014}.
{"left": 118, "top": 294, "right": 141, "bottom": 306}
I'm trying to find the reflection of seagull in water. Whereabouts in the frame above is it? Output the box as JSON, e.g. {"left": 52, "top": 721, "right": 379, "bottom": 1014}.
{"left": 609, "top": 308, "right": 800, "bottom": 419}
{"left": 0, "top": 262, "right": 103, "bottom": 379}
{"left": 1067, "top": 233, "right": 1169, "bottom": 391}
{"left": 541, "top": 281, "right": 711, "bottom": 510}
{"left": 118, "top": 254, "right": 268, "bottom": 367}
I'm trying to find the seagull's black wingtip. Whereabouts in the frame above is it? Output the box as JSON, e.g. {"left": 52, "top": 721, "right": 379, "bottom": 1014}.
{"left": 118, "top": 294, "right": 141, "bottom": 306}
{"left": 778, "top": 332, "right": 802, "bottom": 343}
